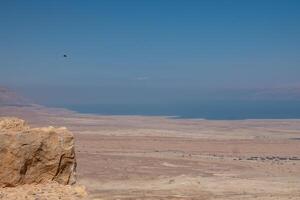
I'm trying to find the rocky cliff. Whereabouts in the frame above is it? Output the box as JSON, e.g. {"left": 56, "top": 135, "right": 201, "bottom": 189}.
{"left": 0, "top": 118, "right": 76, "bottom": 187}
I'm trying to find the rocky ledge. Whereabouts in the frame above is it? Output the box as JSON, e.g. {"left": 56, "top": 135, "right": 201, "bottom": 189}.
{"left": 0, "top": 117, "right": 76, "bottom": 187}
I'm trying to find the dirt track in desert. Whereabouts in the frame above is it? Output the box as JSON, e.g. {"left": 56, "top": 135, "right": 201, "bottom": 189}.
{"left": 1, "top": 106, "right": 300, "bottom": 199}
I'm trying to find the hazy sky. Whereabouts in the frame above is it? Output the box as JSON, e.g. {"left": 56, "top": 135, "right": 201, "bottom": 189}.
{"left": 1, "top": 0, "right": 300, "bottom": 104}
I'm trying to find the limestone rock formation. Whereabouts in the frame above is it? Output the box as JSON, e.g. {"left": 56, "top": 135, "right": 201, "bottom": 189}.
{"left": 0, "top": 118, "right": 76, "bottom": 187}
{"left": 0, "top": 182, "right": 87, "bottom": 200}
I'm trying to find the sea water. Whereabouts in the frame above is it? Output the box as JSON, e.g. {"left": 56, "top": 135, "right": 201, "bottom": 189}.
{"left": 60, "top": 100, "right": 300, "bottom": 120}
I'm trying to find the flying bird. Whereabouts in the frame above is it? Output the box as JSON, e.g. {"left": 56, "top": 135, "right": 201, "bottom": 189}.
{"left": 63, "top": 54, "right": 67, "bottom": 58}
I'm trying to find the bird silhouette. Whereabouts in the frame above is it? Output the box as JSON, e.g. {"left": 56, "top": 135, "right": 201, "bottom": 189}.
{"left": 63, "top": 54, "right": 67, "bottom": 58}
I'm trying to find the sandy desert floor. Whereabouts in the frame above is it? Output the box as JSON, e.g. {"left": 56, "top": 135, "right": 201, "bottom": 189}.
{"left": 1, "top": 106, "right": 300, "bottom": 199}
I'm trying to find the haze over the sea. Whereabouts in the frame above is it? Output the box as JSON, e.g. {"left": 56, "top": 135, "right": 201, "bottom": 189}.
{"left": 1, "top": 0, "right": 300, "bottom": 119}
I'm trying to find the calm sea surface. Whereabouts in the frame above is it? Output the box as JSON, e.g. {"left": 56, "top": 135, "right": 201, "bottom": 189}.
{"left": 60, "top": 100, "right": 300, "bottom": 120}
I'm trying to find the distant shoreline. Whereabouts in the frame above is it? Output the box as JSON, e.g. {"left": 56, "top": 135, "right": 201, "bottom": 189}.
{"left": 1, "top": 104, "right": 300, "bottom": 121}
{"left": 48, "top": 100, "right": 300, "bottom": 120}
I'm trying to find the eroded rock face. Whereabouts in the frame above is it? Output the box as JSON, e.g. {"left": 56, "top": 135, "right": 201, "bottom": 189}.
{"left": 0, "top": 118, "right": 76, "bottom": 187}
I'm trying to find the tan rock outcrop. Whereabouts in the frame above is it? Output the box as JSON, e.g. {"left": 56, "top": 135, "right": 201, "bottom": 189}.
{"left": 0, "top": 117, "right": 76, "bottom": 187}
{"left": 0, "top": 182, "right": 87, "bottom": 200}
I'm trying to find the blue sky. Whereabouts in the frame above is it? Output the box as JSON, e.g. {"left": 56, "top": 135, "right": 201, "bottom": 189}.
{"left": 1, "top": 0, "right": 300, "bottom": 104}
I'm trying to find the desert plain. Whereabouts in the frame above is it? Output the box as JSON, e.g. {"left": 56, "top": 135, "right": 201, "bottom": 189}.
{"left": 0, "top": 105, "right": 300, "bottom": 200}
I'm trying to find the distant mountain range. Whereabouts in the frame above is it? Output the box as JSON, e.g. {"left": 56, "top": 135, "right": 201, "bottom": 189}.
{"left": 249, "top": 87, "right": 300, "bottom": 100}
{"left": 1, "top": 85, "right": 299, "bottom": 109}
{"left": 220, "top": 87, "right": 300, "bottom": 101}
{"left": 0, "top": 86, "right": 32, "bottom": 106}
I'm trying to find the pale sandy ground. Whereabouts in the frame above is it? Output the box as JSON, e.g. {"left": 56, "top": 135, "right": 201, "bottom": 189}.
{"left": 1, "top": 106, "right": 300, "bottom": 200}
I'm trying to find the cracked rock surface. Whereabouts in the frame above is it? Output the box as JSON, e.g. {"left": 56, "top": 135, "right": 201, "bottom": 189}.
{"left": 0, "top": 182, "right": 88, "bottom": 200}
{"left": 0, "top": 117, "right": 76, "bottom": 187}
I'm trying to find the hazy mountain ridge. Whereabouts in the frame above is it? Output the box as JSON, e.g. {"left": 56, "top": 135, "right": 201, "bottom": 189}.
{"left": 251, "top": 87, "right": 300, "bottom": 100}
{"left": 0, "top": 86, "right": 32, "bottom": 106}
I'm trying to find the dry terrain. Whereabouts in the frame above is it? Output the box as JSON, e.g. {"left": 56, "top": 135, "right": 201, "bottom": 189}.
{"left": 1, "top": 105, "right": 300, "bottom": 199}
